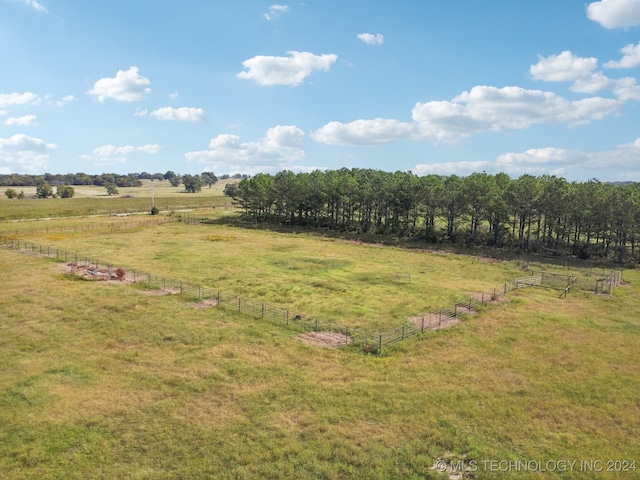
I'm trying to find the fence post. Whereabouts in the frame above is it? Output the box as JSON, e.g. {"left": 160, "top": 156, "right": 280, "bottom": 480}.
{"left": 262, "top": 303, "right": 265, "bottom": 318}
{"left": 402, "top": 325, "right": 405, "bottom": 340}
{"left": 504, "top": 283, "right": 507, "bottom": 294}
{"left": 454, "top": 305, "right": 457, "bottom": 317}
{"left": 378, "top": 334, "right": 382, "bottom": 352}
{"left": 421, "top": 316, "right": 425, "bottom": 333}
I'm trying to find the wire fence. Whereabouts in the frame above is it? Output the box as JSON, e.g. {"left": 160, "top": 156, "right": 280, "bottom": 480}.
{"left": 0, "top": 235, "right": 623, "bottom": 353}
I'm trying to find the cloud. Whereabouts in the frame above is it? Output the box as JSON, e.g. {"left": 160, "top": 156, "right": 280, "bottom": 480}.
{"left": 357, "top": 33, "right": 384, "bottom": 45}
{"left": 587, "top": 0, "right": 640, "bottom": 29}
{"left": 264, "top": 4, "right": 289, "bottom": 20}
{"left": 413, "top": 161, "right": 491, "bottom": 176}
{"left": 530, "top": 49, "right": 640, "bottom": 100}
{"left": 237, "top": 51, "right": 338, "bottom": 86}
{"left": 16, "top": 0, "right": 47, "bottom": 13}
{"left": 49, "top": 94, "right": 76, "bottom": 107}
{"left": 497, "top": 147, "right": 584, "bottom": 170}
{"left": 87, "top": 66, "right": 151, "bottom": 102}
{"left": 185, "top": 125, "right": 305, "bottom": 172}
{"left": 312, "top": 118, "right": 417, "bottom": 145}
{"left": 496, "top": 138, "right": 640, "bottom": 177}
{"left": 134, "top": 107, "right": 148, "bottom": 117}
{"left": 4, "top": 115, "right": 37, "bottom": 126}
{"left": 92, "top": 144, "right": 161, "bottom": 157}
{"left": 313, "top": 86, "right": 621, "bottom": 146}
{"left": 150, "top": 106, "right": 206, "bottom": 123}
{"left": 81, "top": 143, "right": 160, "bottom": 168}
{"left": 0, "top": 134, "right": 56, "bottom": 173}
{"left": 530, "top": 51, "right": 598, "bottom": 82}
{"left": 169, "top": 91, "right": 179, "bottom": 99}
{"left": 0, "top": 92, "right": 40, "bottom": 108}
{"left": 569, "top": 72, "right": 640, "bottom": 100}
{"left": 604, "top": 41, "right": 640, "bottom": 68}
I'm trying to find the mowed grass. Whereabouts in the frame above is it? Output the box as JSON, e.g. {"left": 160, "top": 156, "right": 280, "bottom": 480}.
{"left": 1, "top": 247, "right": 639, "bottom": 479}
{"left": 6, "top": 217, "right": 544, "bottom": 331}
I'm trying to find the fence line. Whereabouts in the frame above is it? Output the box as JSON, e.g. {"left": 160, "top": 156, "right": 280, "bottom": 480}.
{"left": 0, "top": 235, "right": 622, "bottom": 352}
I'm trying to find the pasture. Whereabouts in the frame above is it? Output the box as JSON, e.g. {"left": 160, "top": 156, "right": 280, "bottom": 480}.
{"left": 0, "top": 179, "right": 234, "bottom": 220}
{"left": 0, "top": 192, "right": 639, "bottom": 479}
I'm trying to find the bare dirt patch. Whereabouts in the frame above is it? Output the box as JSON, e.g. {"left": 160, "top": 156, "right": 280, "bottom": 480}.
{"left": 297, "top": 331, "right": 353, "bottom": 348}
{"left": 192, "top": 299, "right": 219, "bottom": 309}
{"left": 58, "top": 262, "right": 133, "bottom": 283}
{"left": 407, "top": 313, "right": 461, "bottom": 330}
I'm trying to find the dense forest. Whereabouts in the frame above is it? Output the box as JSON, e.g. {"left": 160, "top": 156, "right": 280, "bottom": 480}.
{"left": 233, "top": 169, "right": 640, "bottom": 264}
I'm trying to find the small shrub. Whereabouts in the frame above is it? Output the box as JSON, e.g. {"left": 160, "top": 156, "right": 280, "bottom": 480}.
{"left": 115, "top": 267, "right": 126, "bottom": 280}
{"left": 150, "top": 206, "right": 159, "bottom": 215}
{"left": 362, "top": 343, "right": 379, "bottom": 355}
{"left": 5, "top": 188, "right": 18, "bottom": 199}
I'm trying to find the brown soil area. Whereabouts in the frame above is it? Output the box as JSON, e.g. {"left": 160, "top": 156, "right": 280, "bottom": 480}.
{"left": 192, "top": 299, "right": 219, "bottom": 308}
{"left": 58, "top": 262, "right": 133, "bottom": 283}
{"left": 297, "top": 331, "right": 353, "bottom": 347}
{"left": 407, "top": 313, "right": 460, "bottom": 330}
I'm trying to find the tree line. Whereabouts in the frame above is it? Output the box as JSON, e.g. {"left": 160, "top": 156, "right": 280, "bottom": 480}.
{"left": 233, "top": 169, "right": 640, "bottom": 263}
{"left": 0, "top": 171, "right": 248, "bottom": 189}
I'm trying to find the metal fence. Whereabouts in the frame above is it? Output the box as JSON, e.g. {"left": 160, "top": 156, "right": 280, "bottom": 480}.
{"left": 0, "top": 235, "right": 623, "bottom": 352}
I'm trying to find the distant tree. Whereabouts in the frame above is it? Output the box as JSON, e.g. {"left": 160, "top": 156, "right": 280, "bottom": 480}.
{"left": 164, "top": 170, "right": 182, "bottom": 187}
{"left": 17, "top": 190, "right": 25, "bottom": 199}
{"left": 36, "top": 182, "right": 54, "bottom": 198}
{"left": 56, "top": 185, "right": 75, "bottom": 198}
{"left": 4, "top": 188, "right": 18, "bottom": 199}
{"left": 106, "top": 184, "right": 119, "bottom": 196}
{"left": 201, "top": 171, "right": 218, "bottom": 188}
{"left": 223, "top": 182, "right": 239, "bottom": 197}
{"left": 183, "top": 174, "right": 203, "bottom": 193}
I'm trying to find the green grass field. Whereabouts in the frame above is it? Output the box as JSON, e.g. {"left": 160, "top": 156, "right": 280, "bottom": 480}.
{"left": 0, "top": 180, "right": 234, "bottom": 220}
{"left": 2, "top": 215, "right": 564, "bottom": 332}
{"left": 1, "top": 192, "right": 639, "bottom": 479}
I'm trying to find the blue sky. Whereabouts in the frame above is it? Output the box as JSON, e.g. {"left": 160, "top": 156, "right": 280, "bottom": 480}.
{"left": 2, "top": 0, "right": 640, "bottom": 181}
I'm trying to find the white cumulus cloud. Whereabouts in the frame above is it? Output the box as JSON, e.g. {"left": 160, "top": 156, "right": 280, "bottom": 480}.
{"left": 604, "top": 41, "right": 640, "bottom": 68}
{"left": 587, "top": 0, "right": 640, "bottom": 29}
{"left": 530, "top": 51, "right": 598, "bottom": 82}
{"left": 495, "top": 139, "right": 640, "bottom": 177}
{"left": 0, "top": 92, "right": 40, "bottom": 108}
{"left": 150, "top": 106, "right": 206, "bottom": 123}
{"left": 237, "top": 51, "right": 338, "bottom": 86}
{"left": 88, "top": 66, "right": 151, "bottom": 102}
{"left": 0, "top": 133, "right": 56, "bottom": 173}
{"left": 357, "top": 33, "right": 384, "bottom": 45}
{"left": 4, "top": 115, "right": 37, "bottom": 126}
{"left": 312, "top": 118, "right": 417, "bottom": 145}
{"left": 264, "top": 4, "right": 289, "bottom": 20}
{"left": 185, "top": 125, "right": 305, "bottom": 173}
{"left": 314, "top": 85, "right": 622, "bottom": 146}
